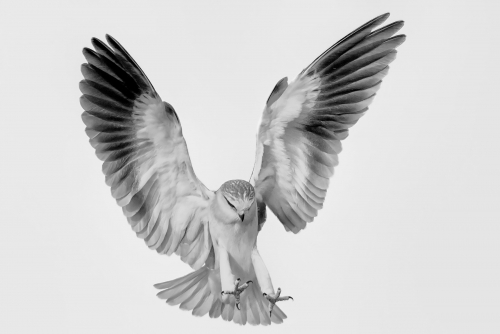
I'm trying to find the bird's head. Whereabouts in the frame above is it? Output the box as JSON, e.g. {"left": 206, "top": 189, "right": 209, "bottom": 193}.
{"left": 218, "top": 180, "right": 255, "bottom": 222}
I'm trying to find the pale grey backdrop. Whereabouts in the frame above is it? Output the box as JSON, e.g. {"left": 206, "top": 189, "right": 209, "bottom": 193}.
{"left": 1, "top": 0, "right": 499, "bottom": 333}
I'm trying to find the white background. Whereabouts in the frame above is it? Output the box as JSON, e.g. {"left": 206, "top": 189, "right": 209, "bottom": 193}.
{"left": 1, "top": 0, "right": 499, "bottom": 333}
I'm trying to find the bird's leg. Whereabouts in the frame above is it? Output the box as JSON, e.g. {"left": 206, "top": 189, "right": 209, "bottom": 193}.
{"left": 251, "top": 247, "right": 293, "bottom": 316}
{"left": 219, "top": 246, "right": 235, "bottom": 302}
{"left": 251, "top": 247, "right": 274, "bottom": 294}
{"left": 219, "top": 246, "right": 252, "bottom": 309}
{"left": 263, "top": 288, "right": 293, "bottom": 317}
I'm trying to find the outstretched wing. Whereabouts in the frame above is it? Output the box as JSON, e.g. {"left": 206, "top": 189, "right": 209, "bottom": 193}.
{"left": 80, "top": 35, "right": 214, "bottom": 269}
{"left": 251, "top": 13, "right": 405, "bottom": 233}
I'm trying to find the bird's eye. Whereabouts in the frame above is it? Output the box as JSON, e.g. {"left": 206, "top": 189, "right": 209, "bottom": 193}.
{"left": 224, "top": 197, "right": 236, "bottom": 210}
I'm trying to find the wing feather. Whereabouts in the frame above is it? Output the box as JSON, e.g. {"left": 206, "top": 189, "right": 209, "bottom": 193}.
{"left": 80, "top": 35, "right": 214, "bottom": 268}
{"left": 251, "top": 13, "right": 405, "bottom": 232}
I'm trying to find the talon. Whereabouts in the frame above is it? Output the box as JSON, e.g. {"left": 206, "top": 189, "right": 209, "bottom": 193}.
{"left": 263, "top": 287, "right": 293, "bottom": 317}
{"left": 222, "top": 278, "right": 252, "bottom": 310}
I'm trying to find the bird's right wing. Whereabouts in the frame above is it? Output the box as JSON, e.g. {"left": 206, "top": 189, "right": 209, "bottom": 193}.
{"left": 250, "top": 13, "right": 405, "bottom": 233}
{"left": 80, "top": 35, "right": 214, "bottom": 270}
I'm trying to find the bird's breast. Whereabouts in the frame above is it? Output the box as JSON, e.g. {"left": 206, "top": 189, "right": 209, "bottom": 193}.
{"left": 209, "top": 205, "right": 259, "bottom": 271}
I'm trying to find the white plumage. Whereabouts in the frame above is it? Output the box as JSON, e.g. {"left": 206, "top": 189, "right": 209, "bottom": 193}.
{"left": 79, "top": 13, "right": 405, "bottom": 325}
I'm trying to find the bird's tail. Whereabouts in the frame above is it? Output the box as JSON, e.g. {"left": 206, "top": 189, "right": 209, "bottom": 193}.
{"left": 154, "top": 266, "right": 287, "bottom": 325}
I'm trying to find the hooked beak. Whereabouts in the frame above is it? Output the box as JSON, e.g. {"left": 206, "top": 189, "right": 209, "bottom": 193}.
{"left": 238, "top": 212, "right": 245, "bottom": 221}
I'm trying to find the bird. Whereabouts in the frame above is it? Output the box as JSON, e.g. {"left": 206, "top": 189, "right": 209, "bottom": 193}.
{"left": 79, "top": 13, "right": 405, "bottom": 325}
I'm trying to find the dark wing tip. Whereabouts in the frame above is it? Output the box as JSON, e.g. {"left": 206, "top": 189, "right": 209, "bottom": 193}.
{"left": 378, "top": 20, "right": 404, "bottom": 32}
{"left": 376, "top": 12, "right": 390, "bottom": 21}
{"left": 302, "top": 13, "right": 396, "bottom": 75}
{"left": 104, "top": 34, "right": 125, "bottom": 54}
{"left": 90, "top": 37, "right": 103, "bottom": 44}
{"left": 82, "top": 47, "right": 93, "bottom": 55}
{"left": 91, "top": 37, "right": 111, "bottom": 52}
{"left": 103, "top": 34, "right": 156, "bottom": 93}
{"left": 365, "top": 13, "right": 391, "bottom": 30}
{"left": 266, "top": 77, "right": 289, "bottom": 107}
{"left": 105, "top": 34, "right": 124, "bottom": 52}
{"left": 105, "top": 34, "right": 116, "bottom": 43}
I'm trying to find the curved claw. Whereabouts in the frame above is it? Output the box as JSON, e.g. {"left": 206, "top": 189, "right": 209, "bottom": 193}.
{"left": 263, "top": 288, "right": 293, "bottom": 317}
{"left": 222, "top": 279, "right": 253, "bottom": 311}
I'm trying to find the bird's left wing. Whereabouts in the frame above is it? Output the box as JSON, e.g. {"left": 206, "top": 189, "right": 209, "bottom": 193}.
{"left": 251, "top": 13, "right": 405, "bottom": 233}
{"left": 80, "top": 35, "right": 213, "bottom": 269}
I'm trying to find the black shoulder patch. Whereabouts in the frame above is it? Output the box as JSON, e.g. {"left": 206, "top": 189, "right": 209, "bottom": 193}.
{"left": 266, "top": 77, "right": 288, "bottom": 107}
{"left": 257, "top": 201, "right": 267, "bottom": 231}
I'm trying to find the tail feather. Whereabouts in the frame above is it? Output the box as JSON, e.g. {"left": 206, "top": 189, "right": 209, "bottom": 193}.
{"left": 247, "top": 287, "right": 261, "bottom": 325}
{"left": 243, "top": 294, "right": 254, "bottom": 325}
{"left": 221, "top": 302, "right": 234, "bottom": 322}
{"left": 167, "top": 276, "right": 205, "bottom": 306}
{"left": 192, "top": 291, "right": 213, "bottom": 317}
{"left": 233, "top": 303, "right": 245, "bottom": 325}
{"left": 250, "top": 282, "right": 269, "bottom": 325}
{"left": 154, "top": 265, "right": 287, "bottom": 325}
{"left": 209, "top": 298, "right": 222, "bottom": 318}
{"left": 156, "top": 272, "right": 205, "bottom": 302}
{"left": 171, "top": 270, "right": 210, "bottom": 306}
{"left": 154, "top": 269, "right": 200, "bottom": 289}
{"left": 180, "top": 285, "right": 209, "bottom": 310}
{"left": 271, "top": 305, "right": 287, "bottom": 324}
